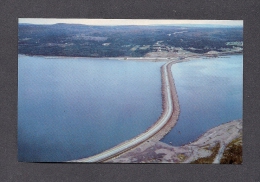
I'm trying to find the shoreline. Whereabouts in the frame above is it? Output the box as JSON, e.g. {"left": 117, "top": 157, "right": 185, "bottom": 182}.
{"left": 108, "top": 119, "right": 242, "bottom": 163}
{"left": 18, "top": 51, "right": 242, "bottom": 62}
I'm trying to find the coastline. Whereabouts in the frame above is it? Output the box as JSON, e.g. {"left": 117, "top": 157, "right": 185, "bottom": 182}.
{"left": 18, "top": 51, "right": 242, "bottom": 62}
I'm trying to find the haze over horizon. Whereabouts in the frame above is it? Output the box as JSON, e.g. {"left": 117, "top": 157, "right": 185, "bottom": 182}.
{"left": 19, "top": 18, "right": 243, "bottom": 27}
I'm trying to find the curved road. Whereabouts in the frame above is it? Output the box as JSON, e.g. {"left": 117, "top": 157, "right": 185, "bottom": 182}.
{"left": 70, "top": 61, "right": 176, "bottom": 162}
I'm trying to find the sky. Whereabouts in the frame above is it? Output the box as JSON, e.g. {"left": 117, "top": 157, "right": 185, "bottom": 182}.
{"left": 19, "top": 18, "right": 243, "bottom": 26}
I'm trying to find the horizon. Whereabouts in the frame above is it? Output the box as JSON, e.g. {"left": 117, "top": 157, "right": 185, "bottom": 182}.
{"left": 18, "top": 18, "right": 243, "bottom": 27}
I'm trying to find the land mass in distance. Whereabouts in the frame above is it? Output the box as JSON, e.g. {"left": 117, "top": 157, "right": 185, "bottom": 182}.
{"left": 18, "top": 24, "right": 243, "bottom": 58}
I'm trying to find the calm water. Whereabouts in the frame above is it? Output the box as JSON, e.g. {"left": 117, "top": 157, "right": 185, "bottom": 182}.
{"left": 18, "top": 55, "right": 164, "bottom": 162}
{"left": 18, "top": 54, "right": 243, "bottom": 162}
{"left": 161, "top": 55, "right": 243, "bottom": 146}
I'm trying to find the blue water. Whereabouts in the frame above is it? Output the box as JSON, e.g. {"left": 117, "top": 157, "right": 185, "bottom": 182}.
{"left": 18, "top": 55, "right": 164, "bottom": 162}
{"left": 18, "top": 54, "right": 243, "bottom": 161}
{"left": 161, "top": 55, "right": 243, "bottom": 146}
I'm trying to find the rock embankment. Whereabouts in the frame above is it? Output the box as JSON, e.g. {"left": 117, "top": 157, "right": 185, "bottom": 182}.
{"left": 140, "top": 61, "right": 180, "bottom": 143}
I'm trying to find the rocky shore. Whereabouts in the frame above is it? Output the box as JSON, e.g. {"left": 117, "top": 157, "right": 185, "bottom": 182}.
{"left": 107, "top": 119, "right": 242, "bottom": 163}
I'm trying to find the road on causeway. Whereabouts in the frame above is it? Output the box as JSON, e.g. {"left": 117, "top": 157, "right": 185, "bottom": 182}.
{"left": 69, "top": 61, "right": 177, "bottom": 162}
